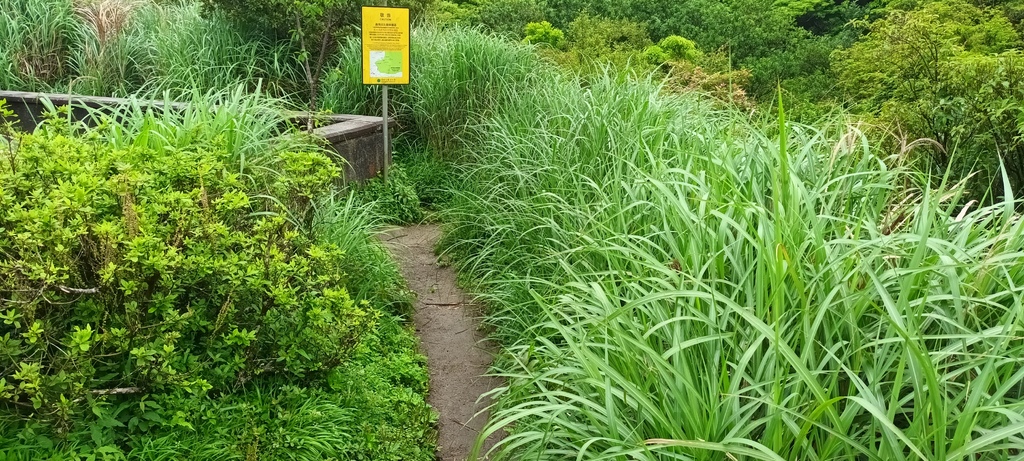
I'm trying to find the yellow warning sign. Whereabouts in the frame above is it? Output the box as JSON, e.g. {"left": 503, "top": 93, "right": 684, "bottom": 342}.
{"left": 361, "top": 6, "right": 410, "bottom": 85}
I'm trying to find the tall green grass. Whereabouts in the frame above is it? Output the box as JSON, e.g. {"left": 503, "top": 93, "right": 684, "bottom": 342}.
{"left": 321, "top": 26, "right": 540, "bottom": 154}
{"left": 414, "top": 30, "right": 1024, "bottom": 460}
{"left": 0, "top": 0, "right": 298, "bottom": 98}
{"left": 74, "top": 84, "right": 315, "bottom": 172}
{"left": 0, "top": 0, "right": 78, "bottom": 90}
{"left": 128, "top": 2, "right": 298, "bottom": 98}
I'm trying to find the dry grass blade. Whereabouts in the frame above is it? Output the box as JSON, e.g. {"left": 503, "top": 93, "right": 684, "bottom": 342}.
{"left": 74, "top": 0, "right": 141, "bottom": 46}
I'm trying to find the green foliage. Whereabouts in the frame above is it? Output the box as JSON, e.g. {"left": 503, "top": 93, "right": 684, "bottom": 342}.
{"left": 424, "top": 0, "right": 475, "bottom": 27}
{"left": 0, "top": 102, "right": 420, "bottom": 459}
{"left": 409, "top": 34, "right": 1024, "bottom": 458}
{"left": 0, "top": 117, "right": 377, "bottom": 424}
{"left": 0, "top": 0, "right": 78, "bottom": 90}
{"left": 471, "top": 0, "right": 546, "bottom": 38}
{"left": 521, "top": 0, "right": 870, "bottom": 101}
{"left": 553, "top": 14, "right": 653, "bottom": 73}
{"left": 397, "top": 144, "right": 459, "bottom": 211}
{"left": 662, "top": 59, "right": 755, "bottom": 108}
{"left": 0, "top": 91, "right": 435, "bottom": 459}
{"left": 198, "top": 0, "right": 355, "bottom": 39}
{"left": 356, "top": 165, "right": 424, "bottom": 224}
{"left": 641, "top": 45, "right": 670, "bottom": 65}
{"left": 0, "top": 317, "right": 435, "bottom": 460}
{"left": 774, "top": 0, "right": 830, "bottom": 17}
{"left": 834, "top": 0, "right": 1024, "bottom": 197}
{"left": 523, "top": 21, "right": 564, "bottom": 49}
{"left": 656, "top": 35, "right": 702, "bottom": 62}
{"left": 323, "top": 315, "right": 436, "bottom": 461}
{"left": 565, "top": 14, "right": 650, "bottom": 56}
{"left": 641, "top": 34, "right": 706, "bottom": 74}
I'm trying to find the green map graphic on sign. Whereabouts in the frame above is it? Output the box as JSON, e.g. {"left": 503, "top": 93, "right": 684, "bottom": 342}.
{"left": 370, "top": 51, "right": 403, "bottom": 78}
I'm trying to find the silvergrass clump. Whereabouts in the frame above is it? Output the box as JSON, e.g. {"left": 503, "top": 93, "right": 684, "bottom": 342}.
{"left": 70, "top": 0, "right": 144, "bottom": 95}
{"left": 0, "top": 0, "right": 78, "bottom": 89}
{"left": 433, "top": 34, "right": 1024, "bottom": 459}
{"left": 128, "top": 2, "right": 299, "bottom": 98}
{"left": 2, "top": 0, "right": 300, "bottom": 98}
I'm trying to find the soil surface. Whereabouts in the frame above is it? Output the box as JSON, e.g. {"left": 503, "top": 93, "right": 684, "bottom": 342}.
{"left": 381, "top": 225, "right": 502, "bottom": 461}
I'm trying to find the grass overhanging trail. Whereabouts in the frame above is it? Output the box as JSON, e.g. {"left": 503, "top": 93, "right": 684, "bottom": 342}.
{"left": 404, "top": 28, "right": 1024, "bottom": 460}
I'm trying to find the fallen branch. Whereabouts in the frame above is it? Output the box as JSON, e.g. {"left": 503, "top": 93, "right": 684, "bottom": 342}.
{"left": 58, "top": 286, "right": 99, "bottom": 294}
{"left": 91, "top": 387, "right": 142, "bottom": 396}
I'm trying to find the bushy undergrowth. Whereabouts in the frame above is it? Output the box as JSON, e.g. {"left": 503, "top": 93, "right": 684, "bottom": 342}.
{"left": 367, "top": 29, "right": 1024, "bottom": 459}
{"left": 355, "top": 165, "right": 424, "bottom": 225}
{"left": 0, "top": 92, "right": 435, "bottom": 459}
{"left": 397, "top": 144, "right": 459, "bottom": 212}
{"left": 0, "top": 316, "right": 433, "bottom": 461}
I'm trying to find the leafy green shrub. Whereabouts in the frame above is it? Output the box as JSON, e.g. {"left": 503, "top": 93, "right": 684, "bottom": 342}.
{"left": 471, "top": 0, "right": 546, "bottom": 38}
{"left": 124, "top": 317, "right": 431, "bottom": 461}
{"left": 523, "top": 21, "right": 564, "bottom": 49}
{"left": 424, "top": 0, "right": 475, "bottom": 27}
{"left": 643, "top": 35, "right": 701, "bottom": 67}
{"left": 2, "top": 315, "right": 437, "bottom": 461}
{"left": 656, "top": 35, "right": 701, "bottom": 62}
{"left": 834, "top": 0, "right": 1024, "bottom": 198}
{"left": 554, "top": 14, "right": 653, "bottom": 74}
{"left": 641, "top": 44, "right": 670, "bottom": 65}
{"left": 324, "top": 315, "right": 436, "bottom": 461}
{"left": 356, "top": 165, "right": 424, "bottom": 224}
{"left": 0, "top": 109, "right": 373, "bottom": 430}
{"left": 663, "top": 60, "right": 754, "bottom": 108}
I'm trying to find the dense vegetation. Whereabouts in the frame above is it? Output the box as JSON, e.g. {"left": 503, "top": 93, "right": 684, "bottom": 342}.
{"left": 5, "top": 0, "right": 1023, "bottom": 198}
{"left": 0, "top": 91, "right": 435, "bottom": 459}
{"left": 321, "top": 27, "right": 1024, "bottom": 459}
{"left": 429, "top": 0, "right": 1024, "bottom": 200}
{"left": 4, "top": 0, "right": 1024, "bottom": 459}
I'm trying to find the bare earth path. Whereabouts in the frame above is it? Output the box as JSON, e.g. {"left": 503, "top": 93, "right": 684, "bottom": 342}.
{"left": 381, "top": 225, "right": 501, "bottom": 461}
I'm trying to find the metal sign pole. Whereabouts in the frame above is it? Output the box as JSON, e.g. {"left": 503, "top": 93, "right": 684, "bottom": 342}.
{"left": 382, "top": 84, "right": 390, "bottom": 182}
{"left": 382, "top": 0, "right": 389, "bottom": 183}
{"left": 362, "top": 2, "right": 406, "bottom": 183}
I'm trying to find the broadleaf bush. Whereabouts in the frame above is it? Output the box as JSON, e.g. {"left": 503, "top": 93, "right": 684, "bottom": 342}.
{"left": 0, "top": 109, "right": 373, "bottom": 430}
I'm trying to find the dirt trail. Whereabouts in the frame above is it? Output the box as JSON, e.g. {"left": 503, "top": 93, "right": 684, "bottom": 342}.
{"left": 381, "top": 225, "right": 502, "bottom": 461}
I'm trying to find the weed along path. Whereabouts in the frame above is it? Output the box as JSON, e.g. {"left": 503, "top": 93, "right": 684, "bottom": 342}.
{"left": 381, "top": 224, "right": 502, "bottom": 461}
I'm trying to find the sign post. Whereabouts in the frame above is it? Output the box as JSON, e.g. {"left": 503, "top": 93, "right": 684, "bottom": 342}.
{"left": 361, "top": 6, "right": 410, "bottom": 182}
